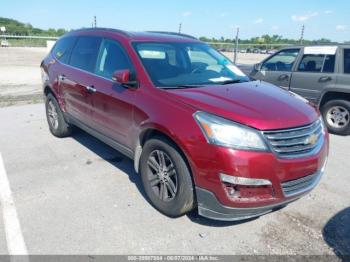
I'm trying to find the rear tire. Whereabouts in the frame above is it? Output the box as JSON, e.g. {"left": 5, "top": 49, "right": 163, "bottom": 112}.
{"left": 139, "top": 136, "right": 195, "bottom": 217}
{"left": 321, "top": 99, "right": 350, "bottom": 135}
{"left": 45, "top": 93, "right": 72, "bottom": 137}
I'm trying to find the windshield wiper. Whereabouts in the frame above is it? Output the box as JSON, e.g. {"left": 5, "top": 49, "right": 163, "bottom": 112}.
{"left": 161, "top": 84, "right": 204, "bottom": 89}
{"left": 219, "top": 79, "right": 244, "bottom": 85}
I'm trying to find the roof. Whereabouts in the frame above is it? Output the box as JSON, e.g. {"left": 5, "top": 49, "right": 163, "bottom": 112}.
{"left": 280, "top": 44, "right": 350, "bottom": 49}
{"left": 66, "top": 28, "right": 199, "bottom": 42}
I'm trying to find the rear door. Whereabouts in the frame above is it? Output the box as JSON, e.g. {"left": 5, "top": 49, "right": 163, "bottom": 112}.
{"left": 289, "top": 46, "right": 338, "bottom": 104}
{"left": 250, "top": 48, "right": 300, "bottom": 89}
{"left": 335, "top": 48, "right": 350, "bottom": 94}
{"left": 49, "top": 36, "right": 77, "bottom": 106}
{"left": 62, "top": 36, "right": 102, "bottom": 126}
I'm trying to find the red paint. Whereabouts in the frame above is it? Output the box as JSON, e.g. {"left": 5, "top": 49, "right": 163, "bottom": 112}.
{"left": 41, "top": 29, "right": 329, "bottom": 210}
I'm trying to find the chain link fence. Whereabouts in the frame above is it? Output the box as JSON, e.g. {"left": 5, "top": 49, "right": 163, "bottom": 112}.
{"left": 206, "top": 42, "right": 291, "bottom": 53}
{"left": 0, "top": 35, "right": 58, "bottom": 47}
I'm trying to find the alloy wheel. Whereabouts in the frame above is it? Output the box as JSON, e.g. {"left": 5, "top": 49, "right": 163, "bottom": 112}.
{"left": 326, "top": 106, "right": 350, "bottom": 129}
{"left": 47, "top": 100, "right": 59, "bottom": 130}
{"left": 146, "top": 150, "right": 178, "bottom": 202}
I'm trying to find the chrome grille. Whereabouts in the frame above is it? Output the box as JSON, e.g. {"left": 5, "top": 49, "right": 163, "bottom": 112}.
{"left": 262, "top": 119, "right": 324, "bottom": 158}
{"left": 281, "top": 172, "right": 321, "bottom": 197}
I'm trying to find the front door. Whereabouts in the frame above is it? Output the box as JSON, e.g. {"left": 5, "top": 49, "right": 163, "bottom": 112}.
{"left": 88, "top": 38, "right": 136, "bottom": 149}
{"left": 251, "top": 48, "right": 300, "bottom": 90}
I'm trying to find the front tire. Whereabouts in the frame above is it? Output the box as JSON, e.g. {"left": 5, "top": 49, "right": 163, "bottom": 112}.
{"left": 45, "top": 93, "right": 72, "bottom": 137}
{"left": 139, "top": 137, "right": 195, "bottom": 217}
{"left": 321, "top": 99, "right": 350, "bottom": 135}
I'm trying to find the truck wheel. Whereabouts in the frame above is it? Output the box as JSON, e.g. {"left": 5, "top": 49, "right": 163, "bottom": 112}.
{"left": 139, "top": 136, "right": 195, "bottom": 217}
{"left": 45, "top": 93, "right": 72, "bottom": 137}
{"left": 321, "top": 99, "right": 350, "bottom": 135}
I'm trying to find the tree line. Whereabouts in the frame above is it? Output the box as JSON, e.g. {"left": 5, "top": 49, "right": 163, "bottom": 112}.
{"left": 0, "top": 17, "right": 66, "bottom": 36}
{"left": 199, "top": 34, "right": 349, "bottom": 45}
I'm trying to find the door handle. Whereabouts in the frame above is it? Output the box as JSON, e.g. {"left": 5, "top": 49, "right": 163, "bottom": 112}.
{"left": 278, "top": 74, "right": 289, "bottom": 81}
{"left": 85, "top": 85, "right": 97, "bottom": 94}
{"left": 319, "top": 76, "right": 332, "bottom": 82}
{"left": 58, "top": 74, "right": 66, "bottom": 82}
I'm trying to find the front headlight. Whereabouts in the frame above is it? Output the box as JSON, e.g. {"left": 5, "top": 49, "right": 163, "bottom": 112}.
{"left": 194, "top": 111, "right": 267, "bottom": 151}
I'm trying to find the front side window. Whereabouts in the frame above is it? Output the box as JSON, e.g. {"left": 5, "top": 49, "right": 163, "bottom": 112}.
{"left": 95, "top": 39, "right": 132, "bottom": 79}
{"left": 298, "top": 54, "right": 335, "bottom": 73}
{"left": 52, "top": 37, "right": 76, "bottom": 64}
{"left": 261, "top": 49, "right": 300, "bottom": 72}
{"left": 344, "top": 49, "right": 350, "bottom": 74}
{"left": 69, "top": 36, "right": 102, "bottom": 72}
{"left": 133, "top": 42, "right": 249, "bottom": 87}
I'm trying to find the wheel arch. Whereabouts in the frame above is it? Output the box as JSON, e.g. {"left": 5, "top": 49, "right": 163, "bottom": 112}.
{"left": 319, "top": 90, "right": 350, "bottom": 108}
{"left": 44, "top": 85, "right": 66, "bottom": 112}
{"left": 134, "top": 127, "right": 195, "bottom": 183}
{"left": 44, "top": 85, "right": 56, "bottom": 98}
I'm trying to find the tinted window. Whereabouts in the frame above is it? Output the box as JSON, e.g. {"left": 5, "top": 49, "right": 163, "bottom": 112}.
{"left": 134, "top": 42, "right": 249, "bottom": 87}
{"left": 70, "top": 36, "right": 102, "bottom": 72}
{"left": 52, "top": 37, "right": 76, "bottom": 64}
{"left": 261, "top": 49, "right": 299, "bottom": 71}
{"left": 298, "top": 54, "right": 335, "bottom": 73}
{"left": 95, "top": 39, "right": 132, "bottom": 79}
{"left": 323, "top": 55, "right": 336, "bottom": 73}
{"left": 344, "top": 49, "right": 350, "bottom": 74}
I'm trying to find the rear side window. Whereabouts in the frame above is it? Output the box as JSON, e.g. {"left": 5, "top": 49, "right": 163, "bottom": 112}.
{"left": 69, "top": 36, "right": 102, "bottom": 72}
{"left": 298, "top": 54, "right": 335, "bottom": 73}
{"left": 344, "top": 49, "right": 350, "bottom": 74}
{"left": 95, "top": 39, "right": 132, "bottom": 79}
{"left": 261, "top": 49, "right": 300, "bottom": 72}
{"left": 52, "top": 37, "right": 76, "bottom": 64}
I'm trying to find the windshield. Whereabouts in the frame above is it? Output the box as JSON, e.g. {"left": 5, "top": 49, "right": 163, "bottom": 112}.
{"left": 133, "top": 42, "right": 250, "bottom": 88}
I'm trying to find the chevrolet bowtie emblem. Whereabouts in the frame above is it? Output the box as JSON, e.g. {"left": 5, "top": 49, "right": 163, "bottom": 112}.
{"left": 306, "top": 134, "right": 318, "bottom": 145}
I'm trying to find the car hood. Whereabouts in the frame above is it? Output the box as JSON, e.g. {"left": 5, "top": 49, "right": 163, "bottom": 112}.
{"left": 165, "top": 81, "right": 318, "bottom": 130}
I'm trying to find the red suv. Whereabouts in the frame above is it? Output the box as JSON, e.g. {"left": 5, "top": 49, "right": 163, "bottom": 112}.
{"left": 41, "top": 28, "right": 329, "bottom": 221}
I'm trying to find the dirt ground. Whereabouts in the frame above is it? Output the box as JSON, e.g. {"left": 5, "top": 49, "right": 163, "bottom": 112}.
{"left": 0, "top": 47, "right": 267, "bottom": 107}
{"left": 222, "top": 52, "right": 268, "bottom": 65}
{"left": 0, "top": 47, "right": 46, "bottom": 106}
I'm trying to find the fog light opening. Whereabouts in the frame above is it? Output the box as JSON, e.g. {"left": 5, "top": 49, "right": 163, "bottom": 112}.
{"left": 220, "top": 173, "right": 274, "bottom": 200}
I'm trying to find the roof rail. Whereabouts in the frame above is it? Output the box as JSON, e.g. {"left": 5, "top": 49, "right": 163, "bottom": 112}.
{"left": 67, "top": 27, "right": 131, "bottom": 37}
{"left": 146, "top": 31, "right": 197, "bottom": 40}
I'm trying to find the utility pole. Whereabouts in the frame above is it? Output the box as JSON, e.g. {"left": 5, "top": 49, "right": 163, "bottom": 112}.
{"left": 178, "top": 23, "right": 182, "bottom": 33}
{"left": 300, "top": 24, "right": 305, "bottom": 44}
{"left": 94, "top": 16, "right": 97, "bottom": 28}
{"left": 233, "top": 27, "right": 239, "bottom": 64}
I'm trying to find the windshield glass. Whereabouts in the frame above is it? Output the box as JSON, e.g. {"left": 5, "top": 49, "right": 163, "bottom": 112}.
{"left": 133, "top": 42, "right": 250, "bottom": 88}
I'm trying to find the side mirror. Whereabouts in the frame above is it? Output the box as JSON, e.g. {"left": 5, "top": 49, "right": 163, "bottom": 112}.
{"left": 253, "top": 63, "right": 262, "bottom": 71}
{"left": 112, "top": 69, "right": 138, "bottom": 88}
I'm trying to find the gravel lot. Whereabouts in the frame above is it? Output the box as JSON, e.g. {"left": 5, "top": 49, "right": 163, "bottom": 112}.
{"left": 0, "top": 104, "right": 349, "bottom": 258}
{"left": 0, "top": 47, "right": 47, "bottom": 106}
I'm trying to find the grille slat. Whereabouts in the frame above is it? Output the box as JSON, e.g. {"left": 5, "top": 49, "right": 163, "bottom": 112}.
{"left": 273, "top": 141, "right": 320, "bottom": 153}
{"left": 281, "top": 172, "right": 320, "bottom": 196}
{"left": 269, "top": 129, "right": 322, "bottom": 147}
{"left": 264, "top": 123, "right": 321, "bottom": 140}
{"left": 281, "top": 173, "right": 317, "bottom": 187}
{"left": 262, "top": 120, "right": 324, "bottom": 158}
